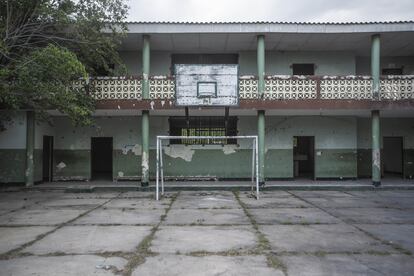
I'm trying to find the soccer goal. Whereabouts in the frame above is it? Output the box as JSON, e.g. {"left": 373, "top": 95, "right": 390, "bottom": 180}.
{"left": 155, "top": 135, "right": 259, "bottom": 200}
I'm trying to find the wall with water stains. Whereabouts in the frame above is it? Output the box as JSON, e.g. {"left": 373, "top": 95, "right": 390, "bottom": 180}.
{"left": 2, "top": 113, "right": 414, "bottom": 183}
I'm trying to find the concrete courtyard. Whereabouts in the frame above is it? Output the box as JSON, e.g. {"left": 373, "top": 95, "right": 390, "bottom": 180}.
{"left": 0, "top": 189, "right": 414, "bottom": 275}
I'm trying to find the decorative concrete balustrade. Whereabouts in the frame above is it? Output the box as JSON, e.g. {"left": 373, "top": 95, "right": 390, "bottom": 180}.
{"left": 75, "top": 75, "right": 414, "bottom": 101}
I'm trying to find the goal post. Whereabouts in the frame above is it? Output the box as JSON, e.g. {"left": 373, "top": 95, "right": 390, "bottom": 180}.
{"left": 155, "top": 135, "right": 259, "bottom": 200}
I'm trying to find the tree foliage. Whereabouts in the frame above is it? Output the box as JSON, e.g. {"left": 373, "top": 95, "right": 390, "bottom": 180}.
{"left": 0, "top": 0, "right": 128, "bottom": 127}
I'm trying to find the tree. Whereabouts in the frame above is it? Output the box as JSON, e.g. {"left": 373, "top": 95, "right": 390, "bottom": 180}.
{"left": 0, "top": 0, "right": 128, "bottom": 128}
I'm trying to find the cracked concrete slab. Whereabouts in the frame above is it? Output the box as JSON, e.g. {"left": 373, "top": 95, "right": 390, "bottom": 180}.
{"left": 328, "top": 208, "right": 414, "bottom": 224}
{"left": 40, "top": 198, "right": 108, "bottom": 208}
{"left": 351, "top": 254, "right": 414, "bottom": 275}
{"left": 303, "top": 197, "right": 390, "bottom": 208}
{"left": 0, "top": 255, "right": 127, "bottom": 276}
{"left": 249, "top": 208, "right": 341, "bottom": 224}
{"left": 150, "top": 226, "right": 257, "bottom": 253}
{"left": 118, "top": 191, "right": 157, "bottom": 198}
{"left": 132, "top": 254, "right": 284, "bottom": 276}
{"left": 280, "top": 253, "right": 414, "bottom": 276}
{"left": 280, "top": 254, "right": 374, "bottom": 276}
{"left": 0, "top": 208, "right": 88, "bottom": 226}
{"left": 356, "top": 224, "right": 414, "bottom": 254}
{"left": 290, "top": 191, "right": 354, "bottom": 198}
{"left": 173, "top": 193, "right": 240, "bottom": 209}
{"left": 239, "top": 191, "right": 292, "bottom": 198}
{"left": 164, "top": 208, "right": 250, "bottom": 225}
{"left": 23, "top": 226, "right": 152, "bottom": 254}
{"left": 58, "top": 192, "right": 120, "bottom": 199}
{"left": 239, "top": 196, "right": 312, "bottom": 209}
{"left": 73, "top": 208, "right": 164, "bottom": 225}
{"left": 0, "top": 226, "right": 54, "bottom": 254}
{"left": 103, "top": 198, "right": 170, "bottom": 209}
{"left": 260, "top": 224, "right": 394, "bottom": 253}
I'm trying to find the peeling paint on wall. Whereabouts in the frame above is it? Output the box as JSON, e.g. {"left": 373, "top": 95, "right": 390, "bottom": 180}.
{"left": 141, "top": 151, "right": 149, "bottom": 171}
{"left": 163, "top": 145, "right": 195, "bottom": 162}
{"left": 56, "top": 162, "right": 66, "bottom": 170}
{"left": 122, "top": 144, "right": 142, "bottom": 155}
{"left": 222, "top": 145, "right": 238, "bottom": 155}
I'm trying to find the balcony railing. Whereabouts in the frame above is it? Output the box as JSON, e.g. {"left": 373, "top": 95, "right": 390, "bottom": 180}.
{"left": 75, "top": 75, "right": 414, "bottom": 101}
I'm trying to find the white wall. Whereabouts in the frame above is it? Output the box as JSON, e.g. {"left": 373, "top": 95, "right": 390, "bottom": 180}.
{"left": 239, "top": 51, "right": 356, "bottom": 75}
{"left": 53, "top": 116, "right": 142, "bottom": 150}
{"left": 118, "top": 51, "right": 172, "bottom": 75}
{"left": 356, "top": 56, "right": 414, "bottom": 75}
{"left": 0, "top": 112, "right": 26, "bottom": 149}
{"left": 357, "top": 118, "right": 414, "bottom": 149}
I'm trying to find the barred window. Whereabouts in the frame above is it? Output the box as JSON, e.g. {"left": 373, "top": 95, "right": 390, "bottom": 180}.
{"left": 169, "top": 116, "right": 238, "bottom": 145}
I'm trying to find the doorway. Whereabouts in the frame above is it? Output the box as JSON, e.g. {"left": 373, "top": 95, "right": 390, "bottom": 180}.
{"left": 383, "top": 137, "right": 404, "bottom": 178}
{"left": 91, "top": 137, "right": 113, "bottom": 181}
{"left": 42, "top": 136, "right": 54, "bottom": 182}
{"left": 293, "top": 136, "right": 315, "bottom": 179}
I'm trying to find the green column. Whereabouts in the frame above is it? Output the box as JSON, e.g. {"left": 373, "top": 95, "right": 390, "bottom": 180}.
{"left": 25, "top": 111, "right": 35, "bottom": 187}
{"left": 257, "top": 35, "right": 265, "bottom": 96}
{"left": 371, "top": 34, "right": 381, "bottom": 99}
{"left": 258, "top": 110, "right": 265, "bottom": 185}
{"left": 141, "top": 110, "right": 150, "bottom": 186}
{"left": 372, "top": 110, "right": 381, "bottom": 186}
{"left": 142, "top": 35, "right": 150, "bottom": 100}
{"left": 257, "top": 35, "right": 266, "bottom": 185}
{"left": 141, "top": 35, "right": 150, "bottom": 186}
{"left": 371, "top": 34, "right": 381, "bottom": 187}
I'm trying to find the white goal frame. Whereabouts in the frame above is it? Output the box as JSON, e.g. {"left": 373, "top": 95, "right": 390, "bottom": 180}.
{"left": 156, "top": 135, "right": 259, "bottom": 200}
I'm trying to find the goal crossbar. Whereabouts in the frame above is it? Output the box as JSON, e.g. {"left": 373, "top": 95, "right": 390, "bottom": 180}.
{"left": 156, "top": 135, "right": 259, "bottom": 200}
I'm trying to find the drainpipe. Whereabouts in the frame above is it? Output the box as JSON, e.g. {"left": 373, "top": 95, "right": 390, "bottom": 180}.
{"left": 25, "top": 111, "right": 35, "bottom": 187}
{"left": 257, "top": 35, "right": 265, "bottom": 185}
{"left": 371, "top": 34, "right": 381, "bottom": 187}
{"left": 141, "top": 35, "right": 150, "bottom": 186}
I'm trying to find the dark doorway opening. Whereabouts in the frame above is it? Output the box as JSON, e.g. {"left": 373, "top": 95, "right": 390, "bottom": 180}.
{"left": 42, "top": 136, "right": 54, "bottom": 182}
{"left": 91, "top": 137, "right": 113, "bottom": 181}
{"left": 383, "top": 137, "right": 404, "bottom": 178}
{"left": 293, "top": 136, "right": 315, "bottom": 179}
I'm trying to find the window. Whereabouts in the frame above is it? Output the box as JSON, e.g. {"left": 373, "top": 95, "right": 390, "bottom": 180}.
{"left": 292, "top": 63, "right": 315, "bottom": 75}
{"left": 382, "top": 68, "right": 403, "bottom": 75}
{"left": 169, "top": 116, "right": 238, "bottom": 145}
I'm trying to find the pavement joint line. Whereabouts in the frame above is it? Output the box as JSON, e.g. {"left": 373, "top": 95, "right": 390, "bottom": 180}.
{"left": 0, "top": 192, "right": 123, "bottom": 260}
{"left": 0, "top": 193, "right": 63, "bottom": 216}
{"left": 121, "top": 192, "right": 179, "bottom": 276}
{"left": 233, "top": 191, "right": 288, "bottom": 276}
{"left": 286, "top": 191, "right": 413, "bottom": 256}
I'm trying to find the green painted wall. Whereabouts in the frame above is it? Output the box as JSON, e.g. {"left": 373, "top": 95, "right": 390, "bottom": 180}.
{"left": 405, "top": 149, "right": 414, "bottom": 179}
{"left": 357, "top": 118, "right": 414, "bottom": 179}
{"left": 113, "top": 150, "right": 140, "bottom": 179}
{"left": 53, "top": 150, "right": 91, "bottom": 180}
{"left": 316, "top": 149, "right": 357, "bottom": 178}
{"left": 3, "top": 114, "right": 414, "bottom": 183}
{"left": 0, "top": 149, "right": 26, "bottom": 183}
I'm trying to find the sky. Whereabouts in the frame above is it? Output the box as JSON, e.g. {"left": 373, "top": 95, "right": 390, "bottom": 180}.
{"left": 126, "top": 0, "right": 414, "bottom": 23}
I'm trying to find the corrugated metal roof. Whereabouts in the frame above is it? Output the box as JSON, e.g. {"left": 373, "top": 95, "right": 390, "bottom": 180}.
{"left": 125, "top": 21, "right": 414, "bottom": 25}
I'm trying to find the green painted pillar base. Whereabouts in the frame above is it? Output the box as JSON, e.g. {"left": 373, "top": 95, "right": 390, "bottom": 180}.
{"left": 371, "top": 110, "right": 381, "bottom": 187}
{"left": 258, "top": 110, "right": 265, "bottom": 186}
{"left": 141, "top": 110, "right": 150, "bottom": 187}
{"left": 25, "top": 111, "right": 35, "bottom": 187}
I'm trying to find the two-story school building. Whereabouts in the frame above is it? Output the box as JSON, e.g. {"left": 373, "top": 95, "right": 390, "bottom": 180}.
{"left": 1, "top": 21, "right": 414, "bottom": 187}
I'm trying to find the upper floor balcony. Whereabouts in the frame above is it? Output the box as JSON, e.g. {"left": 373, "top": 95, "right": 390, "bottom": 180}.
{"left": 76, "top": 74, "right": 414, "bottom": 102}
{"left": 78, "top": 21, "right": 414, "bottom": 110}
